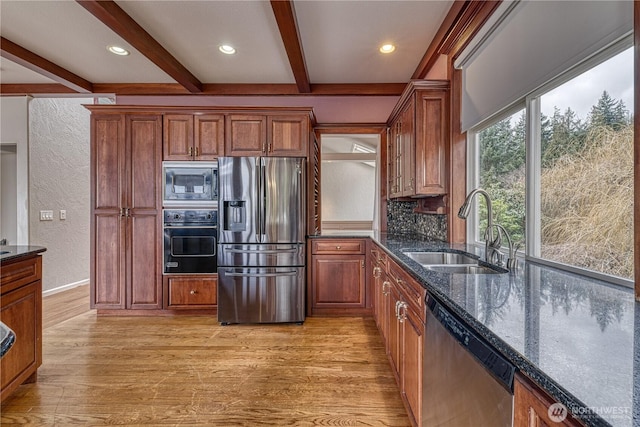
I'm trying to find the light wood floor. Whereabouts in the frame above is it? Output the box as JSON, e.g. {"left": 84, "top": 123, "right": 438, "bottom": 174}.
{"left": 2, "top": 286, "right": 410, "bottom": 426}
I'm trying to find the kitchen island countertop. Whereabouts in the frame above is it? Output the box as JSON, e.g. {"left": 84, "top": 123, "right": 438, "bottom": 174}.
{"left": 309, "top": 232, "right": 638, "bottom": 427}
{"left": 0, "top": 245, "right": 47, "bottom": 263}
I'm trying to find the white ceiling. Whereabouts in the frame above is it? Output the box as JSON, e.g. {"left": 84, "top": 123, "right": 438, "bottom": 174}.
{"left": 0, "top": 0, "right": 453, "bottom": 87}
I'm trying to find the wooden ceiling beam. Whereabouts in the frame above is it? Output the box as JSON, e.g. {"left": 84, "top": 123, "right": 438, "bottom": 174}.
{"left": 0, "top": 37, "right": 93, "bottom": 93}
{"left": 270, "top": 0, "right": 311, "bottom": 94}
{"left": 0, "top": 83, "right": 404, "bottom": 97}
{"left": 76, "top": 0, "right": 203, "bottom": 93}
{"left": 412, "top": 0, "right": 502, "bottom": 79}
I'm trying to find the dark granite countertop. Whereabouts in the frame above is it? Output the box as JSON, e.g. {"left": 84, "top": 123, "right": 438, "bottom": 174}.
{"left": 0, "top": 245, "right": 47, "bottom": 263}
{"left": 310, "top": 232, "right": 637, "bottom": 427}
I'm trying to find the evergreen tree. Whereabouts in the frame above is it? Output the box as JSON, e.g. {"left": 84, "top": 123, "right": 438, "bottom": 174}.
{"left": 589, "top": 90, "right": 628, "bottom": 130}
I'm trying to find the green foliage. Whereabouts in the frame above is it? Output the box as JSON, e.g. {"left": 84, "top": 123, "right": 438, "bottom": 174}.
{"left": 477, "top": 91, "right": 633, "bottom": 279}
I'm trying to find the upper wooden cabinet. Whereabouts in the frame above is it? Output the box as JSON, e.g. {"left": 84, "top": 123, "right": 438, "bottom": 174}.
{"left": 387, "top": 81, "right": 449, "bottom": 201}
{"left": 163, "top": 114, "right": 224, "bottom": 161}
{"left": 226, "top": 113, "right": 309, "bottom": 157}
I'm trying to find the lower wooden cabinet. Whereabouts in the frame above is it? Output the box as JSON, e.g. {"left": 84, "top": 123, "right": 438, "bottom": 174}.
{"left": 386, "top": 258, "right": 426, "bottom": 427}
{"left": 164, "top": 275, "right": 217, "bottom": 309}
{"left": 1, "top": 255, "right": 43, "bottom": 402}
{"left": 514, "top": 373, "right": 585, "bottom": 427}
{"left": 308, "top": 239, "right": 370, "bottom": 316}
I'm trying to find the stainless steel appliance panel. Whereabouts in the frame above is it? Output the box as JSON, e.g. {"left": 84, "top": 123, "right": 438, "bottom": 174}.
{"left": 217, "top": 267, "right": 305, "bottom": 324}
{"left": 423, "top": 294, "right": 514, "bottom": 426}
{"left": 163, "top": 161, "right": 218, "bottom": 206}
{"left": 218, "top": 244, "right": 304, "bottom": 268}
{"left": 218, "top": 157, "right": 305, "bottom": 244}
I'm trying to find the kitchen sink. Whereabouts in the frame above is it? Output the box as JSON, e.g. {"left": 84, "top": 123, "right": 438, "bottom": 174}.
{"left": 401, "top": 250, "right": 507, "bottom": 275}
{"left": 403, "top": 251, "right": 478, "bottom": 265}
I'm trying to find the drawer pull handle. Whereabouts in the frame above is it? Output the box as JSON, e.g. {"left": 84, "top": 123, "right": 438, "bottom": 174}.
{"left": 336, "top": 245, "right": 341, "bottom": 249}
{"left": 190, "top": 290, "right": 197, "bottom": 295}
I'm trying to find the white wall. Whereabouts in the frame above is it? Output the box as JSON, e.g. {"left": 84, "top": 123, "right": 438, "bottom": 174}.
{"left": 29, "top": 98, "right": 91, "bottom": 293}
{"left": 1, "top": 146, "right": 18, "bottom": 244}
{"left": 321, "top": 161, "right": 375, "bottom": 222}
{"left": 0, "top": 96, "right": 30, "bottom": 245}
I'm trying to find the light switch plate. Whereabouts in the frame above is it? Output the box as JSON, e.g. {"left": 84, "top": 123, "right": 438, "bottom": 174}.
{"left": 40, "top": 210, "right": 54, "bottom": 221}
{"left": 60, "top": 210, "right": 67, "bottom": 220}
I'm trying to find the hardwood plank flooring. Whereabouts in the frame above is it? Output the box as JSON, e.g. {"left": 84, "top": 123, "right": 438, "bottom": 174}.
{"left": 2, "top": 289, "right": 409, "bottom": 426}
{"left": 42, "top": 284, "right": 91, "bottom": 330}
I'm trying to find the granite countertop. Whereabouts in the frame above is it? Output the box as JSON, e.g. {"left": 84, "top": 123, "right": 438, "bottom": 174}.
{"left": 310, "top": 232, "right": 637, "bottom": 427}
{"left": 0, "top": 245, "right": 47, "bottom": 263}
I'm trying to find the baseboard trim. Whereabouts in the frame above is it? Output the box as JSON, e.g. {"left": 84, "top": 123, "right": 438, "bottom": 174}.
{"left": 42, "top": 279, "right": 89, "bottom": 297}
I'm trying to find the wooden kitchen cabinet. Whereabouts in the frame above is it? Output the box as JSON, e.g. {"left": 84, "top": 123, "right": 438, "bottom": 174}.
{"left": 387, "top": 81, "right": 449, "bottom": 205}
{"left": 514, "top": 373, "right": 585, "bottom": 427}
{"left": 308, "top": 239, "right": 369, "bottom": 315}
{"left": 1, "top": 254, "right": 42, "bottom": 402}
{"left": 370, "top": 242, "right": 390, "bottom": 341}
{"left": 163, "top": 114, "right": 224, "bottom": 161}
{"left": 90, "top": 113, "right": 163, "bottom": 311}
{"left": 385, "top": 257, "right": 426, "bottom": 427}
{"left": 226, "top": 113, "right": 309, "bottom": 157}
{"left": 164, "top": 275, "right": 217, "bottom": 309}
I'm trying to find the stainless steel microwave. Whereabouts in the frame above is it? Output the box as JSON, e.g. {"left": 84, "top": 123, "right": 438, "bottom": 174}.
{"left": 163, "top": 161, "right": 218, "bottom": 206}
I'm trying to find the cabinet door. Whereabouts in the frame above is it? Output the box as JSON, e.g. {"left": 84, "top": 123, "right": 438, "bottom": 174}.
{"left": 401, "top": 98, "right": 416, "bottom": 197}
{"left": 311, "top": 254, "right": 366, "bottom": 309}
{"left": 388, "top": 121, "right": 402, "bottom": 198}
{"left": 225, "top": 114, "right": 266, "bottom": 156}
{"left": 514, "top": 374, "right": 584, "bottom": 427}
{"left": 267, "top": 115, "right": 308, "bottom": 156}
{"left": 415, "top": 90, "right": 448, "bottom": 195}
{"left": 91, "top": 114, "right": 126, "bottom": 309}
{"left": 167, "top": 276, "right": 217, "bottom": 308}
{"left": 126, "top": 115, "right": 162, "bottom": 309}
{"left": 163, "top": 114, "right": 194, "bottom": 160}
{"left": 1, "top": 279, "right": 41, "bottom": 401}
{"left": 400, "top": 303, "right": 424, "bottom": 427}
{"left": 387, "top": 284, "right": 401, "bottom": 379}
{"left": 195, "top": 114, "right": 224, "bottom": 160}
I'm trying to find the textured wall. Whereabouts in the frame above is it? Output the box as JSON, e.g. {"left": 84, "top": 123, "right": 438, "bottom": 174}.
{"left": 29, "top": 98, "right": 91, "bottom": 293}
{"left": 387, "top": 200, "right": 447, "bottom": 241}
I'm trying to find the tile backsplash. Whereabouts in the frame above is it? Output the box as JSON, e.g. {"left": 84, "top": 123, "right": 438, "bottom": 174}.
{"left": 386, "top": 200, "right": 447, "bottom": 241}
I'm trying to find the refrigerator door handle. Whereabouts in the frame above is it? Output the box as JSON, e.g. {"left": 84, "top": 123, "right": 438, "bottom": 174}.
{"left": 228, "top": 247, "right": 299, "bottom": 254}
{"left": 259, "top": 157, "right": 267, "bottom": 242}
{"left": 255, "top": 157, "right": 262, "bottom": 243}
{"left": 224, "top": 270, "right": 299, "bottom": 278}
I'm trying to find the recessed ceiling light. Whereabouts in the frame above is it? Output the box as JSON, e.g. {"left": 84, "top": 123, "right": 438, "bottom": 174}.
{"left": 379, "top": 44, "right": 396, "bottom": 54}
{"left": 107, "top": 45, "right": 130, "bottom": 56}
{"left": 219, "top": 45, "right": 236, "bottom": 55}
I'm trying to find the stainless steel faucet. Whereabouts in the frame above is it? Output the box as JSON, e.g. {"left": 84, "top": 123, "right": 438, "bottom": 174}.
{"left": 458, "top": 188, "right": 504, "bottom": 266}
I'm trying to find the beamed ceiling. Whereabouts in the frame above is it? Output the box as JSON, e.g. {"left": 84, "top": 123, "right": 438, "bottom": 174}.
{"left": 0, "top": 1, "right": 500, "bottom": 99}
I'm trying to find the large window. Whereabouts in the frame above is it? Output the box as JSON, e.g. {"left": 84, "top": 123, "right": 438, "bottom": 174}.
{"left": 469, "top": 46, "right": 634, "bottom": 283}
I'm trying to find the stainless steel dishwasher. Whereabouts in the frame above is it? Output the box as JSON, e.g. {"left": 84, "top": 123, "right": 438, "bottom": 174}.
{"left": 423, "top": 294, "right": 515, "bottom": 426}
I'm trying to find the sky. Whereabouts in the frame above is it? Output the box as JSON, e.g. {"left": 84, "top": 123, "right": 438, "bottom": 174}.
{"left": 540, "top": 47, "right": 634, "bottom": 121}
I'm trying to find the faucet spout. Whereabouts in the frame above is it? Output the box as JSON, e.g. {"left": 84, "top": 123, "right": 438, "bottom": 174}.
{"left": 458, "top": 188, "right": 499, "bottom": 265}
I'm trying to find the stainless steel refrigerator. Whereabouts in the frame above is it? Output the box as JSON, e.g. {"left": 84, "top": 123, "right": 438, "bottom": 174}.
{"left": 217, "top": 157, "right": 306, "bottom": 324}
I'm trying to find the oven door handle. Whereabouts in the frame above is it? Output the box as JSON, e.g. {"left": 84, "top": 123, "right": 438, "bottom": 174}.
{"left": 227, "top": 247, "right": 298, "bottom": 254}
{"left": 163, "top": 225, "right": 217, "bottom": 229}
{"left": 223, "top": 270, "right": 298, "bottom": 278}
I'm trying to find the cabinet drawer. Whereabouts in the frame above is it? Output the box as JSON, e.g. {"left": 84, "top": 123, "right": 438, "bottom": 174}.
{"left": 312, "top": 239, "right": 365, "bottom": 255}
{"left": 167, "top": 276, "right": 217, "bottom": 308}
{"left": 1, "top": 256, "right": 42, "bottom": 294}
{"left": 389, "top": 262, "right": 426, "bottom": 321}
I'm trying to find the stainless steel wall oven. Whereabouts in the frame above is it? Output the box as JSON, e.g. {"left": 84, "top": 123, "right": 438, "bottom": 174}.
{"left": 163, "top": 209, "right": 217, "bottom": 274}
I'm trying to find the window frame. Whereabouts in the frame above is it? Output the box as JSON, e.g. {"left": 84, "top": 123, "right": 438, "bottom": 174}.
{"left": 466, "top": 36, "right": 634, "bottom": 288}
